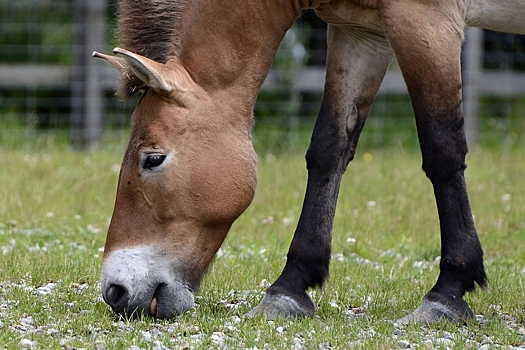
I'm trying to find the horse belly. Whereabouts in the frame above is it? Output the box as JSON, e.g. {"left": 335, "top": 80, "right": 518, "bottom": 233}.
{"left": 466, "top": 0, "right": 525, "bottom": 34}
{"left": 315, "top": 0, "right": 384, "bottom": 34}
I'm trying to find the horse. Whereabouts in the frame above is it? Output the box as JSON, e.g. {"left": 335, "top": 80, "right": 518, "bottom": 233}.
{"left": 93, "top": 0, "right": 525, "bottom": 322}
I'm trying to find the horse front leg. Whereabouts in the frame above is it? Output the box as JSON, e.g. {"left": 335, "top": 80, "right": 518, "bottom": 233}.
{"left": 381, "top": 1, "right": 487, "bottom": 324}
{"left": 247, "top": 24, "right": 393, "bottom": 319}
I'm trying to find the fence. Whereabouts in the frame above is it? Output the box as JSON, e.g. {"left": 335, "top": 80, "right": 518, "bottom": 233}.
{"left": 1, "top": 1, "right": 524, "bottom": 149}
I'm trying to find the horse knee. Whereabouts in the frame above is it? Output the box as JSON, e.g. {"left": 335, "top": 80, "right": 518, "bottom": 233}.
{"left": 421, "top": 148, "right": 468, "bottom": 183}
{"left": 306, "top": 106, "right": 362, "bottom": 174}
{"left": 419, "top": 125, "right": 469, "bottom": 183}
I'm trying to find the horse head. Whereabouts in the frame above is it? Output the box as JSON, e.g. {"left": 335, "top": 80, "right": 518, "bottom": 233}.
{"left": 94, "top": 48, "right": 257, "bottom": 318}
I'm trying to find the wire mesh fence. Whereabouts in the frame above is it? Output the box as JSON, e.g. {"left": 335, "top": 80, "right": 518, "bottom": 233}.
{"left": 1, "top": 2, "right": 524, "bottom": 151}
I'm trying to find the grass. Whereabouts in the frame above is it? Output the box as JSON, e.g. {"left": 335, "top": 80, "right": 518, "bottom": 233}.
{"left": 0, "top": 124, "right": 524, "bottom": 349}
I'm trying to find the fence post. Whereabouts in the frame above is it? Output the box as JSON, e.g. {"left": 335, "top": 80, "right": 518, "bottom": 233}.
{"left": 462, "top": 27, "right": 483, "bottom": 146}
{"left": 71, "top": 0, "right": 106, "bottom": 150}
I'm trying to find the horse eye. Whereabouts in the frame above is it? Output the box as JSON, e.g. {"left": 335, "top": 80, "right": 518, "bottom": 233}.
{"left": 142, "top": 154, "right": 167, "bottom": 170}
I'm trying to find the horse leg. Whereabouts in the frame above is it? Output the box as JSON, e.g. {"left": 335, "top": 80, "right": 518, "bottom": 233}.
{"left": 247, "top": 24, "right": 393, "bottom": 319}
{"left": 380, "top": 1, "right": 487, "bottom": 324}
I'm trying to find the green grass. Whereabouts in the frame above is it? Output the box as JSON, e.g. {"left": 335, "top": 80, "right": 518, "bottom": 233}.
{"left": 0, "top": 127, "right": 524, "bottom": 349}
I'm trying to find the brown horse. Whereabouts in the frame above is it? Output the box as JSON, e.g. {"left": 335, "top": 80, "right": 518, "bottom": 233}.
{"left": 94, "top": 0, "right": 525, "bottom": 322}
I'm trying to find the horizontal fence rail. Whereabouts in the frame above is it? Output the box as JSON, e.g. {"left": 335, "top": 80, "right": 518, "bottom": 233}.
{"left": 4, "top": 63, "right": 525, "bottom": 95}
{"left": 4, "top": 65, "right": 525, "bottom": 96}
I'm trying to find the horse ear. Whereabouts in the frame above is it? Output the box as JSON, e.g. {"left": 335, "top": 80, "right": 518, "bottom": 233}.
{"left": 92, "top": 51, "right": 129, "bottom": 74}
{"left": 112, "top": 47, "right": 189, "bottom": 93}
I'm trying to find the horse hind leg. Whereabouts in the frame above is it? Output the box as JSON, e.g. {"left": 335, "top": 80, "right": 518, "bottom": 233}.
{"left": 466, "top": 0, "right": 525, "bottom": 35}
{"left": 247, "top": 24, "right": 393, "bottom": 319}
{"left": 381, "top": 2, "right": 487, "bottom": 324}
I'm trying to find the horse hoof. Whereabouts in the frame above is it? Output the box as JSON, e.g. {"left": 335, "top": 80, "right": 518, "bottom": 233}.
{"left": 246, "top": 291, "right": 315, "bottom": 320}
{"left": 396, "top": 300, "right": 473, "bottom": 325}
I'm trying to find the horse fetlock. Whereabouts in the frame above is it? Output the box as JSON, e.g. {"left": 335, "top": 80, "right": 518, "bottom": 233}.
{"left": 438, "top": 251, "right": 487, "bottom": 292}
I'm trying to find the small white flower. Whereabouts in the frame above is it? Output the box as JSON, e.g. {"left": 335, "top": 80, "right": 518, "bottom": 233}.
{"left": 87, "top": 225, "right": 100, "bottom": 234}
{"left": 261, "top": 216, "right": 274, "bottom": 225}
{"left": 329, "top": 301, "right": 339, "bottom": 309}
{"left": 111, "top": 164, "right": 121, "bottom": 173}
{"left": 19, "top": 339, "right": 35, "bottom": 348}
{"left": 282, "top": 217, "right": 293, "bottom": 226}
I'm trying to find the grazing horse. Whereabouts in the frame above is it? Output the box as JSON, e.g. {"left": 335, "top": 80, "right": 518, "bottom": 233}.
{"left": 94, "top": 0, "right": 525, "bottom": 322}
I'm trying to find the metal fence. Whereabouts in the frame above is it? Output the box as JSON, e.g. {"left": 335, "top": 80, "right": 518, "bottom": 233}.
{"left": 1, "top": 1, "right": 524, "bottom": 149}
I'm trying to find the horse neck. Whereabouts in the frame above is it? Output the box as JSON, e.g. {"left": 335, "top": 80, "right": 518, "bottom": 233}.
{"left": 178, "top": 0, "right": 313, "bottom": 120}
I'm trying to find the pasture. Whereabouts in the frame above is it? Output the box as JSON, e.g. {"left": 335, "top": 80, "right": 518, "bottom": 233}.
{"left": 0, "top": 124, "right": 524, "bottom": 349}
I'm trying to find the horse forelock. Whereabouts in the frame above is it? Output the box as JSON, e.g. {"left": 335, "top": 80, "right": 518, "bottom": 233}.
{"left": 117, "top": 0, "right": 187, "bottom": 99}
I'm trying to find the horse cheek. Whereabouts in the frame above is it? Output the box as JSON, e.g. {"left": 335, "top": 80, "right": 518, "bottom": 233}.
{"left": 196, "top": 148, "right": 257, "bottom": 225}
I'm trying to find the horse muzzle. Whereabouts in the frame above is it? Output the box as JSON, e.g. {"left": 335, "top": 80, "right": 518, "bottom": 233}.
{"left": 100, "top": 246, "right": 195, "bottom": 319}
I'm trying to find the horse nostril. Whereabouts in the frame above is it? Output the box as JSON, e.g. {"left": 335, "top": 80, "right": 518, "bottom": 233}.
{"left": 105, "top": 284, "right": 129, "bottom": 312}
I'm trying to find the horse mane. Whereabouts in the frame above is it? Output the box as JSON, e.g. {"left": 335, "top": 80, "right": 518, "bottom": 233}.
{"left": 117, "top": 0, "right": 186, "bottom": 98}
